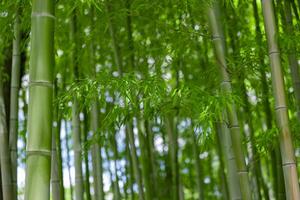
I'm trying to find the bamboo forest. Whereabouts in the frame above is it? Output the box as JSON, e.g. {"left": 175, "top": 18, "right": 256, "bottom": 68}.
{"left": 2, "top": 0, "right": 300, "bottom": 200}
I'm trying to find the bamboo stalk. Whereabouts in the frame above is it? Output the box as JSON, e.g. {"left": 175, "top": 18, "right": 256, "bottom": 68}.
{"left": 9, "top": 6, "right": 21, "bottom": 200}
{"left": 51, "top": 121, "right": 60, "bottom": 200}
{"left": 25, "top": 1, "right": 55, "bottom": 199}
{"left": 83, "top": 112, "right": 91, "bottom": 200}
{"left": 217, "top": 116, "right": 242, "bottom": 200}
{"left": 126, "top": 123, "right": 145, "bottom": 200}
{"left": 88, "top": 9, "right": 105, "bottom": 199}
{"left": 0, "top": 67, "right": 13, "bottom": 200}
{"left": 191, "top": 124, "right": 204, "bottom": 200}
{"left": 91, "top": 101, "right": 105, "bottom": 200}
{"left": 70, "top": 9, "right": 84, "bottom": 200}
{"left": 65, "top": 121, "right": 74, "bottom": 200}
{"left": 282, "top": 0, "right": 300, "bottom": 121}
{"left": 252, "top": 1, "right": 285, "bottom": 198}
{"left": 207, "top": 2, "right": 252, "bottom": 199}
{"left": 261, "top": 0, "right": 300, "bottom": 199}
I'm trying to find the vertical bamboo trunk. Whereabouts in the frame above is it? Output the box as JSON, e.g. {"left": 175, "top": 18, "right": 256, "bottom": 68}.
{"left": 261, "top": 0, "right": 300, "bottom": 199}
{"left": 217, "top": 117, "right": 242, "bottom": 200}
{"left": 125, "top": 136, "right": 135, "bottom": 200}
{"left": 252, "top": 1, "right": 285, "bottom": 198}
{"left": 104, "top": 145, "right": 118, "bottom": 200}
{"left": 88, "top": 9, "right": 105, "bottom": 198}
{"left": 214, "top": 124, "right": 229, "bottom": 200}
{"left": 111, "top": 133, "right": 121, "bottom": 200}
{"left": 51, "top": 81, "right": 64, "bottom": 200}
{"left": 0, "top": 168, "right": 2, "bottom": 200}
{"left": 282, "top": 1, "right": 300, "bottom": 121}
{"left": 105, "top": 0, "right": 123, "bottom": 74}
{"left": 72, "top": 100, "right": 83, "bottom": 200}
{"left": 56, "top": 120, "right": 65, "bottom": 200}
{"left": 165, "top": 117, "right": 179, "bottom": 200}
{"left": 207, "top": 2, "right": 252, "bottom": 199}
{"left": 191, "top": 126, "right": 204, "bottom": 200}
{"left": 137, "top": 119, "right": 153, "bottom": 200}
{"left": 144, "top": 120, "right": 158, "bottom": 199}
{"left": 25, "top": 1, "right": 54, "bottom": 200}
{"left": 70, "top": 10, "right": 84, "bottom": 200}
{"left": 65, "top": 121, "right": 74, "bottom": 200}
{"left": 126, "top": 124, "right": 145, "bottom": 200}
{"left": 9, "top": 7, "right": 21, "bottom": 200}
{"left": 83, "top": 113, "right": 91, "bottom": 200}
{"left": 0, "top": 67, "right": 13, "bottom": 200}
{"left": 51, "top": 123, "right": 60, "bottom": 200}
{"left": 91, "top": 102, "right": 105, "bottom": 200}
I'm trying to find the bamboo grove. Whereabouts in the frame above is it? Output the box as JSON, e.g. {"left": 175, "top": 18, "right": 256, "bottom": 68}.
{"left": 2, "top": 0, "right": 300, "bottom": 199}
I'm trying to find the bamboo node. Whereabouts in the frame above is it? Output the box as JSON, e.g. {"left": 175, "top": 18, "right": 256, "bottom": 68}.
{"left": 26, "top": 149, "right": 51, "bottom": 157}
{"left": 237, "top": 171, "right": 248, "bottom": 174}
{"left": 29, "top": 80, "right": 53, "bottom": 88}
{"left": 268, "top": 50, "right": 280, "bottom": 56}
{"left": 31, "top": 12, "right": 56, "bottom": 20}
{"left": 211, "top": 35, "right": 223, "bottom": 40}
{"left": 275, "top": 105, "right": 287, "bottom": 110}
{"left": 229, "top": 125, "right": 239, "bottom": 129}
{"left": 282, "top": 162, "right": 296, "bottom": 167}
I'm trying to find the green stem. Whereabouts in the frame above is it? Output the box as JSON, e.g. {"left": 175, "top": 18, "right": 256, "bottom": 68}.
{"left": 25, "top": 1, "right": 54, "bottom": 200}
{"left": 207, "top": 2, "right": 252, "bottom": 199}
{"left": 9, "top": 6, "right": 21, "bottom": 200}
{"left": 261, "top": 0, "right": 300, "bottom": 198}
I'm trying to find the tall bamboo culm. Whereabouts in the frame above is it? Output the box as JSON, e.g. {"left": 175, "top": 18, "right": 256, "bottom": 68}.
{"left": 9, "top": 5, "right": 21, "bottom": 200}
{"left": 25, "top": 0, "right": 54, "bottom": 200}
{"left": 70, "top": 10, "right": 84, "bottom": 200}
{"left": 207, "top": 1, "right": 252, "bottom": 199}
{"left": 0, "top": 64, "right": 13, "bottom": 200}
{"left": 261, "top": 0, "right": 300, "bottom": 199}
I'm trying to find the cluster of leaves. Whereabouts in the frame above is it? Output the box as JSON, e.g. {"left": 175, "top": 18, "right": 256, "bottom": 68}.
{"left": 58, "top": 71, "right": 242, "bottom": 133}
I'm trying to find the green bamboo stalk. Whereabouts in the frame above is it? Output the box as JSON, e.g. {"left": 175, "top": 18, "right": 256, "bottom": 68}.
{"left": 0, "top": 167, "right": 3, "bottom": 200}
{"left": 104, "top": 144, "right": 119, "bottom": 200}
{"left": 83, "top": 112, "right": 91, "bottom": 200}
{"left": 51, "top": 122, "right": 60, "bottom": 200}
{"left": 252, "top": 1, "right": 285, "bottom": 198}
{"left": 70, "top": 10, "right": 84, "bottom": 200}
{"left": 88, "top": 9, "right": 105, "bottom": 199}
{"left": 216, "top": 117, "right": 242, "bottom": 200}
{"left": 125, "top": 135, "right": 135, "bottom": 200}
{"left": 25, "top": 1, "right": 54, "bottom": 200}
{"left": 72, "top": 99, "right": 83, "bottom": 200}
{"left": 126, "top": 124, "right": 145, "bottom": 200}
{"left": 56, "top": 120, "right": 65, "bottom": 200}
{"left": 91, "top": 101, "right": 105, "bottom": 200}
{"left": 51, "top": 80, "right": 64, "bottom": 200}
{"left": 137, "top": 119, "right": 153, "bottom": 200}
{"left": 0, "top": 68, "right": 13, "bottom": 200}
{"left": 282, "top": 0, "right": 300, "bottom": 121}
{"left": 207, "top": 2, "right": 252, "bottom": 199}
{"left": 9, "top": 6, "right": 21, "bottom": 200}
{"left": 111, "top": 133, "right": 121, "bottom": 200}
{"left": 144, "top": 120, "right": 158, "bottom": 199}
{"left": 261, "top": 0, "right": 300, "bottom": 199}
{"left": 165, "top": 117, "right": 179, "bottom": 200}
{"left": 65, "top": 121, "right": 74, "bottom": 200}
{"left": 105, "top": 0, "right": 123, "bottom": 74}
{"left": 191, "top": 126, "right": 204, "bottom": 200}
{"left": 215, "top": 124, "right": 229, "bottom": 200}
